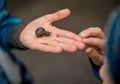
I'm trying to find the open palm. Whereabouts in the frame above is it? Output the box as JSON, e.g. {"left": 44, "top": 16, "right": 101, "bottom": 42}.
{"left": 20, "top": 9, "right": 85, "bottom": 53}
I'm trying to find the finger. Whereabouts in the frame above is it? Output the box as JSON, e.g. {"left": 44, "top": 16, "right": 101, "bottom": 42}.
{"left": 45, "top": 40, "right": 77, "bottom": 52}
{"left": 43, "top": 9, "right": 70, "bottom": 23}
{"left": 85, "top": 47, "right": 104, "bottom": 66}
{"left": 52, "top": 27, "right": 82, "bottom": 41}
{"left": 35, "top": 39, "right": 77, "bottom": 52}
{"left": 82, "top": 38, "right": 105, "bottom": 48}
{"left": 48, "top": 42, "right": 78, "bottom": 52}
{"left": 54, "top": 37, "right": 85, "bottom": 50}
{"left": 79, "top": 27, "right": 104, "bottom": 39}
{"left": 56, "top": 43, "right": 77, "bottom": 52}
{"left": 33, "top": 43, "right": 63, "bottom": 53}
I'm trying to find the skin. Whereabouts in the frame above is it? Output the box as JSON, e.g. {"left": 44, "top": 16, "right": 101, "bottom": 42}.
{"left": 20, "top": 9, "right": 85, "bottom": 53}
{"left": 79, "top": 27, "right": 114, "bottom": 84}
{"left": 20, "top": 9, "right": 114, "bottom": 83}
{"left": 99, "top": 58, "right": 114, "bottom": 84}
{"left": 79, "top": 27, "right": 106, "bottom": 66}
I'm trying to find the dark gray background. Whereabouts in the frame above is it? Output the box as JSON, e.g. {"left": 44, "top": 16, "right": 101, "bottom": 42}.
{"left": 6, "top": 0, "right": 120, "bottom": 84}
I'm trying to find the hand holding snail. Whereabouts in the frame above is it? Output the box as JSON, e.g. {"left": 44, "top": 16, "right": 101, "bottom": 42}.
{"left": 20, "top": 9, "right": 85, "bottom": 53}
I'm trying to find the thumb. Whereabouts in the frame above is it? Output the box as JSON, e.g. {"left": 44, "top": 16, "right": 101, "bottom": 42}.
{"left": 47, "top": 9, "right": 70, "bottom": 23}
{"left": 86, "top": 47, "right": 104, "bottom": 66}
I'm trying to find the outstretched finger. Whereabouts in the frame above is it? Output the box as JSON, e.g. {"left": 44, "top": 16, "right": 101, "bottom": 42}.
{"left": 33, "top": 43, "right": 63, "bottom": 53}
{"left": 52, "top": 27, "right": 82, "bottom": 41}
{"left": 37, "top": 38, "right": 78, "bottom": 52}
{"left": 54, "top": 37, "right": 85, "bottom": 50}
{"left": 46, "top": 41, "right": 78, "bottom": 52}
{"left": 43, "top": 9, "right": 70, "bottom": 23}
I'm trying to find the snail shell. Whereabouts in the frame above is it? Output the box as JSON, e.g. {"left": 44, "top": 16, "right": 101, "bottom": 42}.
{"left": 35, "top": 27, "right": 50, "bottom": 37}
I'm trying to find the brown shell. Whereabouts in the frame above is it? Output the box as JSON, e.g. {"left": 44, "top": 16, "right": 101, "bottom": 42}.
{"left": 35, "top": 27, "right": 45, "bottom": 37}
{"left": 35, "top": 27, "right": 50, "bottom": 37}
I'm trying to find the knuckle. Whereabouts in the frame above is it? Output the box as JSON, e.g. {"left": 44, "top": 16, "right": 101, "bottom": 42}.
{"left": 89, "top": 27, "right": 101, "bottom": 32}
{"left": 97, "top": 27, "right": 102, "bottom": 32}
{"left": 94, "top": 27, "right": 102, "bottom": 33}
{"left": 89, "top": 27, "right": 95, "bottom": 30}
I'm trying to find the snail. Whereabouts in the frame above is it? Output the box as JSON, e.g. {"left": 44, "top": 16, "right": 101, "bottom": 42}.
{"left": 35, "top": 27, "right": 50, "bottom": 37}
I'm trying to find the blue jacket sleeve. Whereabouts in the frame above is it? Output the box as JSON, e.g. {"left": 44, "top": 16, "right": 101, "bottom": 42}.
{"left": 0, "top": 0, "right": 28, "bottom": 49}
{"left": 89, "top": 58, "right": 102, "bottom": 80}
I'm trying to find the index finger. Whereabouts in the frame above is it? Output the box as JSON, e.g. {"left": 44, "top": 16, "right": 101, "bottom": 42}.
{"left": 79, "top": 27, "right": 105, "bottom": 39}
{"left": 52, "top": 27, "right": 82, "bottom": 41}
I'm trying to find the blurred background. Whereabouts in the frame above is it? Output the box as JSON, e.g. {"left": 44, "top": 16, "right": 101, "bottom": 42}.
{"left": 6, "top": 0, "right": 120, "bottom": 84}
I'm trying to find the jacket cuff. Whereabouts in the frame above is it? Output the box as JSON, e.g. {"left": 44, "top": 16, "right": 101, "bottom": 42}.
{"left": 8, "top": 21, "right": 29, "bottom": 50}
{"left": 89, "top": 58, "right": 102, "bottom": 81}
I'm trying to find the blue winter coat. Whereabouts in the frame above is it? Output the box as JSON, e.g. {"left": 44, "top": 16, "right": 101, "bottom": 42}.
{"left": 0, "top": 0, "right": 32, "bottom": 84}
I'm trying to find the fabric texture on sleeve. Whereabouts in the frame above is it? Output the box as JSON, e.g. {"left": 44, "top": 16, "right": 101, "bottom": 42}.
{"left": 0, "top": 0, "right": 28, "bottom": 49}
